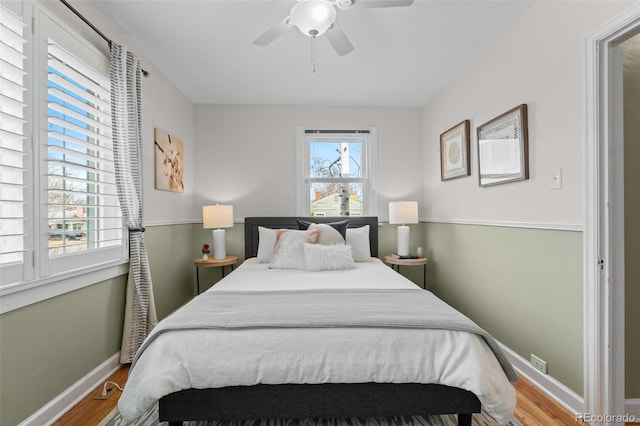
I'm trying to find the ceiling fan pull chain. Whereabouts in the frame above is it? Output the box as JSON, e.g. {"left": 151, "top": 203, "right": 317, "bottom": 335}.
{"left": 311, "top": 36, "right": 316, "bottom": 73}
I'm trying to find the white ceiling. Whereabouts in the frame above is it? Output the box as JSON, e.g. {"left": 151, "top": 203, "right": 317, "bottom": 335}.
{"left": 92, "top": 0, "right": 534, "bottom": 106}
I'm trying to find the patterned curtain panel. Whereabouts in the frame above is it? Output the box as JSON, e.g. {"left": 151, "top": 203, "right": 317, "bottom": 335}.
{"left": 110, "top": 44, "right": 157, "bottom": 363}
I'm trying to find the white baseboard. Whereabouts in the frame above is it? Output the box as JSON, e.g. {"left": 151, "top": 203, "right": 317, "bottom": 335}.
{"left": 19, "top": 352, "right": 121, "bottom": 426}
{"left": 626, "top": 399, "right": 640, "bottom": 420}
{"left": 498, "top": 342, "right": 585, "bottom": 417}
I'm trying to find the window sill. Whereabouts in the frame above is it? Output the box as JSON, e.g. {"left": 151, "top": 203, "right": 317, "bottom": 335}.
{"left": 0, "top": 259, "right": 130, "bottom": 314}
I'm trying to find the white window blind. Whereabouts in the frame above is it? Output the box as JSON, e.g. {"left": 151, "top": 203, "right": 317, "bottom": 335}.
{"left": 0, "top": 4, "right": 128, "bottom": 310}
{"left": 46, "top": 39, "right": 122, "bottom": 258}
{"left": 0, "top": 5, "right": 28, "bottom": 284}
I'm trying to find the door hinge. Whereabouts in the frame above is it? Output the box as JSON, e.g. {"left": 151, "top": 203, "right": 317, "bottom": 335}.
{"left": 597, "top": 259, "right": 604, "bottom": 270}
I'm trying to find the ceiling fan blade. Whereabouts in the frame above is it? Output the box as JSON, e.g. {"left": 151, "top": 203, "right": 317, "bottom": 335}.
{"left": 253, "top": 15, "right": 293, "bottom": 46}
{"left": 347, "top": 0, "right": 414, "bottom": 8}
{"left": 325, "top": 23, "right": 354, "bottom": 56}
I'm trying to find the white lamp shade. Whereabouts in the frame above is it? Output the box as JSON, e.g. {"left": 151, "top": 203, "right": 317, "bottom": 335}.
{"left": 389, "top": 201, "right": 418, "bottom": 225}
{"left": 290, "top": 0, "right": 336, "bottom": 37}
{"left": 203, "top": 205, "right": 233, "bottom": 229}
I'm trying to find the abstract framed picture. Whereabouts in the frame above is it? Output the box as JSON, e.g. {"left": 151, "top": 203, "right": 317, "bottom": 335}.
{"left": 154, "top": 128, "right": 184, "bottom": 192}
{"left": 440, "top": 119, "right": 470, "bottom": 181}
{"left": 477, "top": 104, "right": 529, "bottom": 187}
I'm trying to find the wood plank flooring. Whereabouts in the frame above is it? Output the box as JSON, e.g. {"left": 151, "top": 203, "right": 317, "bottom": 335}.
{"left": 512, "top": 376, "right": 583, "bottom": 425}
{"left": 53, "top": 367, "right": 129, "bottom": 426}
{"left": 53, "top": 366, "right": 595, "bottom": 426}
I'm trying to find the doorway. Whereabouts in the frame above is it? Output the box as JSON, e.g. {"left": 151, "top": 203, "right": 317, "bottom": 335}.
{"left": 584, "top": 4, "right": 640, "bottom": 424}
{"left": 621, "top": 32, "right": 640, "bottom": 418}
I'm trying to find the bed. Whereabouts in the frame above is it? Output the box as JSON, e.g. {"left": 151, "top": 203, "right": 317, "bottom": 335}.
{"left": 119, "top": 216, "right": 517, "bottom": 426}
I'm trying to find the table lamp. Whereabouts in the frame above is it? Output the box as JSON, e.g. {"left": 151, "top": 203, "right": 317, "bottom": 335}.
{"left": 389, "top": 201, "right": 418, "bottom": 257}
{"left": 203, "top": 204, "right": 233, "bottom": 259}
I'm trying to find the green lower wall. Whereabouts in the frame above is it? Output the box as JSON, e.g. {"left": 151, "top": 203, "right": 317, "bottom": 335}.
{"left": 0, "top": 224, "right": 196, "bottom": 425}
{"left": 0, "top": 275, "right": 127, "bottom": 426}
{"left": 424, "top": 222, "right": 584, "bottom": 395}
{"left": 145, "top": 223, "right": 196, "bottom": 318}
{"left": 0, "top": 221, "right": 587, "bottom": 424}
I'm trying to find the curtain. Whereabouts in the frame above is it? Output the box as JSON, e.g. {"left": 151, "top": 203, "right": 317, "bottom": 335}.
{"left": 110, "top": 44, "right": 157, "bottom": 363}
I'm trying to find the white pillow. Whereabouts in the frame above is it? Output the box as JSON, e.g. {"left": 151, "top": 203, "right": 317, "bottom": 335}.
{"left": 346, "top": 225, "right": 371, "bottom": 261}
{"left": 308, "top": 223, "right": 345, "bottom": 245}
{"left": 303, "top": 243, "right": 355, "bottom": 271}
{"left": 269, "top": 229, "right": 319, "bottom": 270}
{"left": 256, "top": 226, "right": 277, "bottom": 263}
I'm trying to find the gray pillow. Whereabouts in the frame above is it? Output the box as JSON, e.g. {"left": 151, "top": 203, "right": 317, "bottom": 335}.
{"left": 297, "top": 219, "right": 348, "bottom": 240}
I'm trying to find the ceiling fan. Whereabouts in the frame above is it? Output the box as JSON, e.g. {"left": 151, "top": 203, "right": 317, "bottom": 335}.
{"left": 253, "top": 0, "right": 414, "bottom": 56}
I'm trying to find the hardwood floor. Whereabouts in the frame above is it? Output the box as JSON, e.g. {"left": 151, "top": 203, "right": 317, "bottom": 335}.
{"left": 53, "top": 366, "right": 592, "bottom": 426}
{"left": 512, "top": 377, "right": 584, "bottom": 425}
{"left": 53, "top": 367, "right": 129, "bottom": 426}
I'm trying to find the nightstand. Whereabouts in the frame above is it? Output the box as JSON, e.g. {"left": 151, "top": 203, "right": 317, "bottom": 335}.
{"left": 384, "top": 255, "right": 428, "bottom": 289}
{"left": 194, "top": 255, "right": 238, "bottom": 294}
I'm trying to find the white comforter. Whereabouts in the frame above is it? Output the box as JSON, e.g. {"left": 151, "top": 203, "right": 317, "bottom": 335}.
{"left": 119, "top": 259, "right": 516, "bottom": 424}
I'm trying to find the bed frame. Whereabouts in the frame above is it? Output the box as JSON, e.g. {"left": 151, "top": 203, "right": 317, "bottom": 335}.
{"left": 159, "top": 217, "right": 481, "bottom": 426}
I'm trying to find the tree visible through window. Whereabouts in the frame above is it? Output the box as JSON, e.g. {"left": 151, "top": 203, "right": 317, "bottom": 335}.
{"left": 1, "top": 2, "right": 126, "bottom": 293}
{"left": 46, "top": 40, "right": 120, "bottom": 257}
{"left": 309, "top": 140, "right": 363, "bottom": 216}
{"left": 298, "top": 128, "right": 377, "bottom": 217}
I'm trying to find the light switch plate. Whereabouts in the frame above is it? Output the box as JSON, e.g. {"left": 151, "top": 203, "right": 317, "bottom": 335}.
{"left": 549, "top": 168, "right": 562, "bottom": 190}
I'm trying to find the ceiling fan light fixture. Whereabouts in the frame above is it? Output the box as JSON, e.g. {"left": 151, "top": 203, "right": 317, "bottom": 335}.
{"left": 290, "top": 0, "right": 337, "bottom": 37}
{"left": 335, "top": 0, "right": 353, "bottom": 9}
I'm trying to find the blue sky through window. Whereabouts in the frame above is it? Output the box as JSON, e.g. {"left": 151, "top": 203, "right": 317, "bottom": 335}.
{"left": 309, "top": 140, "right": 362, "bottom": 178}
{"left": 47, "top": 65, "right": 91, "bottom": 191}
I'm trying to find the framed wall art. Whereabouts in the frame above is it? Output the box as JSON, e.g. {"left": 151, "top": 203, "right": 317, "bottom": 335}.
{"left": 154, "top": 128, "right": 184, "bottom": 192}
{"left": 477, "top": 104, "right": 529, "bottom": 187}
{"left": 440, "top": 119, "right": 470, "bottom": 181}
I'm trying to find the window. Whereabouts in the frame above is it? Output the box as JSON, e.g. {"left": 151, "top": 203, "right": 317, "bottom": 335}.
{"left": 0, "top": 4, "right": 30, "bottom": 285}
{"left": 46, "top": 39, "right": 121, "bottom": 262}
{"left": 297, "top": 127, "right": 378, "bottom": 217}
{"left": 0, "top": 3, "right": 126, "bottom": 309}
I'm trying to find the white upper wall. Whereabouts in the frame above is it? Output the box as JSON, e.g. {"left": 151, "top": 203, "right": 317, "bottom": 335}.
{"left": 68, "top": 0, "right": 196, "bottom": 226}
{"left": 193, "top": 105, "right": 423, "bottom": 221}
{"left": 422, "top": 0, "right": 632, "bottom": 228}
{"left": 140, "top": 69, "right": 195, "bottom": 225}
{"left": 71, "top": 0, "right": 633, "bottom": 227}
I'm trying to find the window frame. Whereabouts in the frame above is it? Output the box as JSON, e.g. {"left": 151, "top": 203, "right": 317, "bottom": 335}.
{"left": 0, "top": 1, "right": 33, "bottom": 286}
{"left": 0, "top": 1, "right": 128, "bottom": 314}
{"left": 296, "top": 126, "right": 378, "bottom": 217}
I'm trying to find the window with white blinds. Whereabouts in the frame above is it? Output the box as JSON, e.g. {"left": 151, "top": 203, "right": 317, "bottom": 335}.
{"left": 46, "top": 40, "right": 121, "bottom": 257}
{"left": 0, "top": 3, "right": 127, "bottom": 302}
{"left": 0, "top": 5, "right": 28, "bottom": 285}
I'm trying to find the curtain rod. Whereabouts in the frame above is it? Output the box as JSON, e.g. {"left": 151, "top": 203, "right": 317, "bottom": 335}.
{"left": 59, "top": 0, "right": 149, "bottom": 77}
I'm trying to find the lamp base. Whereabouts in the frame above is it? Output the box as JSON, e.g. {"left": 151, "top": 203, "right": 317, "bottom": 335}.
{"left": 212, "top": 229, "right": 226, "bottom": 260}
{"left": 397, "top": 225, "right": 410, "bottom": 257}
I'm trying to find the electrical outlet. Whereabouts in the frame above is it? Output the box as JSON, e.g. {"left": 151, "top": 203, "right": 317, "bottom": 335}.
{"left": 531, "top": 354, "right": 548, "bottom": 374}
{"left": 92, "top": 386, "right": 115, "bottom": 400}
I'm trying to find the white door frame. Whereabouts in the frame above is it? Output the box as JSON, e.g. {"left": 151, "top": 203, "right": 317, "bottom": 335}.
{"left": 584, "top": 3, "right": 639, "bottom": 424}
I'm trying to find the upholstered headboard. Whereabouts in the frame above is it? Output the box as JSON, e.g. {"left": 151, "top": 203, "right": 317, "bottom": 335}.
{"left": 244, "top": 217, "right": 379, "bottom": 259}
